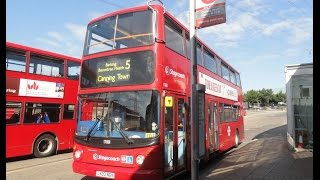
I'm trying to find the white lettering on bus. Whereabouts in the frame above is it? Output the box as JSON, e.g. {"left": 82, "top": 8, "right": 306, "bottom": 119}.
{"left": 117, "top": 73, "right": 130, "bottom": 80}
{"left": 93, "top": 153, "right": 120, "bottom": 162}
{"left": 226, "top": 89, "right": 236, "bottom": 97}
{"left": 198, "top": 72, "right": 238, "bottom": 101}
{"left": 97, "top": 75, "right": 116, "bottom": 82}
{"left": 165, "top": 66, "right": 186, "bottom": 79}
{"left": 6, "top": 88, "right": 17, "bottom": 93}
{"left": 205, "top": 79, "right": 221, "bottom": 93}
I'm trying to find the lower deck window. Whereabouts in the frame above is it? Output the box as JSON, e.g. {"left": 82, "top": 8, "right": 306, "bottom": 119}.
{"left": 24, "top": 103, "right": 61, "bottom": 124}
{"left": 220, "top": 103, "right": 240, "bottom": 123}
{"left": 63, "top": 104, "right": 75, "bottom": 119}
{"left": 6, "top": 102, "right": 22, "bottom": 124}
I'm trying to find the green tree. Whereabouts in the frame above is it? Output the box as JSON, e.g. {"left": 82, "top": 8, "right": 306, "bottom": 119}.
{"left": 258, "top": 88, "right": 273, "bottom": 106}
{"left": 244, "top": 90, "right": 260, "bottom": 104}
{"left": 274, "top": 90, "right": 286, "bottom": 103}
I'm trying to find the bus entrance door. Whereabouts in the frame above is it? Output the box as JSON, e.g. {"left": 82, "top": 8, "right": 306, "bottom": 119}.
{"left": 164, "top": 94, "right": 187, "bottom": 177}
{"left": 213, "top": 102, "right": 219, "bottom": 151}
{"left": 208, "top": 101, "right": 219, "bottom": 153}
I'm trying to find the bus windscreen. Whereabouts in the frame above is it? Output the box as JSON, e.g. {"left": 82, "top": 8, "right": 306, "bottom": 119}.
{"left": 84, "top": 10, "right": 154, "bottom": 55}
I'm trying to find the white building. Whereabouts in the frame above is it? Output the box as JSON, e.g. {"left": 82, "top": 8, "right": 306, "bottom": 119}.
{"left": 285, "top": 63, "right": 313, "bottom": 150}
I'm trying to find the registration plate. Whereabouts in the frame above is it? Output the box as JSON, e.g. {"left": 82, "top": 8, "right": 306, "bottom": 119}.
{"left": 96, "top": 171, "right": 115, "bottom": 179}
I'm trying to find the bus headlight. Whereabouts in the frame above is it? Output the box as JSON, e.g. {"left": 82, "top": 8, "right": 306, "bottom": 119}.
{"left": 74, "top": 150, "right": 83, "bottom": 159}
{"left": 136, "top": 155, "right": 145, "bottom": 165}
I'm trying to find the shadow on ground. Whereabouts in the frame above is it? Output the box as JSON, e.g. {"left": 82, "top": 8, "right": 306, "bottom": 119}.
{"left": 197, "top": 125, "right": 313, "bottom": 180}
{"left": 6, "top": 149, "right": 73, "bottom": 162}
{"left": 81, "top": 125, "right": 313, "bottom": 180}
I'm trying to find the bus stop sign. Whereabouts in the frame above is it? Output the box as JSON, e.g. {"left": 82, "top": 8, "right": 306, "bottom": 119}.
{"left": 195, "top": 0, "right": 226, "bottom": 28}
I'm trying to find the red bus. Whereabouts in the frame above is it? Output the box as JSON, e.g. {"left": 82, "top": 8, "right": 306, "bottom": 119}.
{"left": 72, "top": 4, "right": 244, "bottom": 180}
{"left": 6, "top": 42, "right": 81, "bottom": 158}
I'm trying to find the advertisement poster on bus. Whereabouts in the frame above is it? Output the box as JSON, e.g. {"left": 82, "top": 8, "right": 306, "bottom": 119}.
{"left": 196, "top": 0, "right": 226, "bottom": 28}
{"left": 6, "top": 77, "right": 20, "bottom": 96}
{"left": 198, "top": 72, "right": 238, "bottom": 101}
{"left": 18, "top": 78, "right": 65, "bottom": 99}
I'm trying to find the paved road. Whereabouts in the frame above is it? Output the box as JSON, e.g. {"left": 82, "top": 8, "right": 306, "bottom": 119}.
{"left": 242, "top": 110, "right": 287, "bottom": 144}
{"left": 7, "top": 110, "right": 306, "bottom": 180}
{"left": 198, "top": 110, "right": 313, "bottom": 180}
{"left": 6, "top": 153, "right": 83, "bottom": 180}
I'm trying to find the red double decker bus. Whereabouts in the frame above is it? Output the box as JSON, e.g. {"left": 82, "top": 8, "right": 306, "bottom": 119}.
{"left": 73, "top": 4, "right": 244, "bottom": 180}
{"left": 6, "top": 42, "right": 81, "bottom": 158}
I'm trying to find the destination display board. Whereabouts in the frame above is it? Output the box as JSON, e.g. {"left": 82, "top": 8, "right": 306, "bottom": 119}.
{"left": 80, "top": 51, "right": 155, "bottom": 88}
{"left": 97, "top": 59, "right": 131, "bottom": 84}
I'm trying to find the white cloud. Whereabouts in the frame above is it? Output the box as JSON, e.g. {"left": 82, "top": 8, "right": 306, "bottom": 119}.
{"left": 47, "top": 32, "right": 64, "bottom": 42}
{"left": 89, "top": 12, "right": 106, "bottom": 20}
{"left": 288, "top": 17, "right": 313, "bottom": 45}
{"left": 282, "top": 47, "right": 305, "bottom": 57}
{"left": 212, "top": 41, "right": 238, "bottom": 48}
{"left": 176, "top": 0, "right": 188, "bottom": 9}
{"left": 64, "top": 23, "right": 87, "bottom": 42}
{"left": 277, "top": 7, "right": 300, "bottom": 17}
{"left": 36, "top": 38, "right": 61, "bottom": 48}
{"left": 261, "top": 17, "right": 312, "bottom": 45}
{"left": 134, "top": 1, "right": 146, "bottom": 6}
{"left": 238, "top": 54, "right": 281, "bottom": 65}
{"left": 261, "top": 21, "right": 291, "bottom": 36}
{"left": 176, "top": 10, "right": 189, "bottom": 28}
{"left": 197, "top": 12, "right": 263, "bottom": 48}
{"left": 35, "top": 24, "right": 86, "bottom": 58}
{"left": 231, "top": 0, "right": 266, "bottom": 16}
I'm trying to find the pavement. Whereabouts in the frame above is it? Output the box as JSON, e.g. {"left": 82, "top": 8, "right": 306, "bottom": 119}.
{"left": 199, "top": 125, "right": 313, "bottom": 180}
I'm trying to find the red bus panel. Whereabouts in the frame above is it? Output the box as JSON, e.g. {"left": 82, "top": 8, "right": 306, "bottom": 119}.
{"left": 6, "top": 42, "right": 81, "bottom": 158}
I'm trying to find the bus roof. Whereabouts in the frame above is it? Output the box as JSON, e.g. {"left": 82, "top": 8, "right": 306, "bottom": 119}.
{"left": 88, "top": 5, "right": 151, "bottom": 26}
{"left": 6, "top": 41, "right": 81, "bottom": 63}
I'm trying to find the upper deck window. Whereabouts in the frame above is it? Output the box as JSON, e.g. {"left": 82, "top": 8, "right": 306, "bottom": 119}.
{"left": 216, "top": 57, "right": 222, "bottom": 76}
{"left": 67, "top": 61, "right": 80, "bottom": 80}
{"left": 84, "top": 10, "right": 154, "bottom": 55}
{"left": 186, "top": 40, "right": 203, "bottom": 66}
{"left": 6, "top": 49, "right": 26, "bottom": 72}
{"left": 165, "top": 18, "right": 184, "bottom": 56}
{"left": 230, "top": 69, "right": 236, "bottom": 84}
{"left": 221, "top": 63, "right": 229, "bottom": 81}
{"left": 196, "top": 44, "right": 203, "bottom": 66}
{"left": 204, "top": 50, "right": 217, "bottom": 73}
{"left": 236, "top": 72, "right": 241, "bottom": 87}
{"left": 29, "top": 55, "right": 64, "bottom": 77}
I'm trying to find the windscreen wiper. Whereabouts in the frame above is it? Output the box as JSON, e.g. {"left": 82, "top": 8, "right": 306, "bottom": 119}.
{"left": 85, "top": 117, "right": 101, "bottom": 142}
{"left": 106, "top": 98, "right": 133, "bottom": 145}
{"left": 107, "top": 116, "right": 134, "bottom": 145}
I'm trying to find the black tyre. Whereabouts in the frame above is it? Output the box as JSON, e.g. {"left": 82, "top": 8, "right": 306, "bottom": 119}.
{"left": 234, "top": 130, "right": 239, "bottom": 148}
{"left": 33, "top": 134, "right": 57, "bottom": 158}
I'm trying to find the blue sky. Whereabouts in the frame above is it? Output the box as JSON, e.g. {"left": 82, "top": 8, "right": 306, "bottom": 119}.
{"left": 6, "top": 0, "right": 313, "bottom": 92}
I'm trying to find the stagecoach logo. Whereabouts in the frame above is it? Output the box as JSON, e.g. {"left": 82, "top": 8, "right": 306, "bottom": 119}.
{"left": 165, "top": 66, "right": 186, "bottom": 79}
{"left": 92, "top": 153, "right": 120, "bottom": 162}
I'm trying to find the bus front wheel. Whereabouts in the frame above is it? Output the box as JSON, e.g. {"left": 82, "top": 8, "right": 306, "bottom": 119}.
{"left": 34, "top": 134, "right": 57, "bottom": 158}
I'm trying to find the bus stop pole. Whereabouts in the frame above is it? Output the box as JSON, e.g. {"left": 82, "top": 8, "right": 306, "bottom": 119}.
{"left": 189, "top": 0, "right": 199, "bottom": 179}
